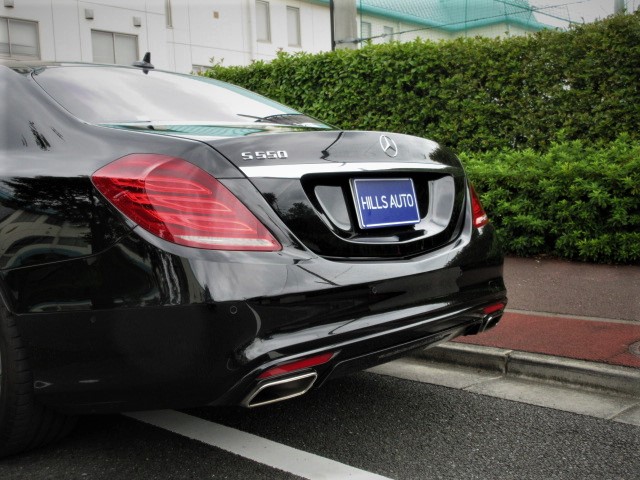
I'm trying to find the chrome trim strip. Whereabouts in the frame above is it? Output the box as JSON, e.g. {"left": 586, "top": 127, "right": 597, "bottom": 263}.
{"left": 240, "top": 162, "right": 449, "bottom": 179}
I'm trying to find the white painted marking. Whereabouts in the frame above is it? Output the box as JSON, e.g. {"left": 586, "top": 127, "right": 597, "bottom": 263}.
{"left": 126, "top": 410, "right": 393, "bottom": 480}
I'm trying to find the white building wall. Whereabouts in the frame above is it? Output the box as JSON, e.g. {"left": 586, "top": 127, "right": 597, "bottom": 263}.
{"left": 1, "top": 0, "right": 536, "bottom": 72}
{"left": 50, "top": 2, "right": 82, "bottom": 61}
{"left": 1, "top": 0, "right": 330, "bottom": 71}
{"left": 464, "top": 23, "right": 532, "bottom": 38}
{"left": 251, "top": 0, "right": 330, "bottom": 62}
{"left": 308, "top": 1, "right": 332, "bottom": 48}
{"left": 1, "top": 0, "right": 59, "bottom": 61}
{"left": 358, "top": 13, "right": 527, "bottom": 45}
{"left": 1, "top": 0, "right": 167, "bottom": 64}
{"left": 75, "top": 0, "right": 166, "bottom": 64}
{"left": 174, "top": 1, "right": 249, "bottom": 71}
{"left": 358, "top": 14, "right": 453, "bottom": 45}
{"left": 166, "top": 0, "right": 330, "bottom": 70}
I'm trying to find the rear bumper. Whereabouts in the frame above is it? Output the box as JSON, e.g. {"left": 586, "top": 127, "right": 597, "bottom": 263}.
{"left": 14, "top": 296, "right": 505, "bottom": 414}
{"left": 234, "top": 300, "right": 506, "bottom": 408}
{"left": 5, "top": 224, "right": 506, "bottom": 414}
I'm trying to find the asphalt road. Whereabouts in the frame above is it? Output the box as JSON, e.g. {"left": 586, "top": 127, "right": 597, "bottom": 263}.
{"left": 1, "top": 371, "right": 638, "bottom": 480}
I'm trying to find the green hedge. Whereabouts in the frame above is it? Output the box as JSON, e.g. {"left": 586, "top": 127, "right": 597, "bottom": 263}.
{"left": 462, "top": 136, "right": 640, "bottom": 264}
{"left": 205, "top": 12, "right": 640, "bottom": 153}
{"left": 205, "top": 13, "right": 640, "bottom": 263}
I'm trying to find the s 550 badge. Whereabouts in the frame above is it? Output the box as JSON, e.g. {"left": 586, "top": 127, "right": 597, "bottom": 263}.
{"left": 241, "top": 150, "right": 288, "bottom": 161}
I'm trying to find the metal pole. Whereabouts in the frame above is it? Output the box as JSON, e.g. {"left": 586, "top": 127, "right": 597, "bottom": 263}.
{"left": 614, "top": 0, "right": 625, "bottom": 13}
{"left": 330, "top": 0, "right": 336, "bottom": 51}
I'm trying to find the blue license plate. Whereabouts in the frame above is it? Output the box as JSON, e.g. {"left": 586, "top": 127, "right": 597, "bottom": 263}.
{"left": 351, "top": 178, "right": 421, "bottom": 229}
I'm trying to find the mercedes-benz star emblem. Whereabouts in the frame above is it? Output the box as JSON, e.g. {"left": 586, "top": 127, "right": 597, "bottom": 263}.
{"left": 379, "top": 135, "right": 398, "bottom": 157}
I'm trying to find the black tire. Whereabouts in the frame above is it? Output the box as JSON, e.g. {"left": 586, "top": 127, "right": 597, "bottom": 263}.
{"left": 0, "top": 306, "right": 77, "bottom": 458}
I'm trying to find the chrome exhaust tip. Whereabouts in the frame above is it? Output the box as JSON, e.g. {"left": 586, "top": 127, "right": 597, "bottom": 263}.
{"left": 242, "top": 371, "right": 318, "bottom": 408}
{"left": 480, "top": 313, "right": 502, "bottom": 332}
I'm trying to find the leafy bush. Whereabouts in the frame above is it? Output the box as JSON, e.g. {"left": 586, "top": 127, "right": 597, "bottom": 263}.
{"left": 462, "top": 136, "right": 640, "bottom": 264}
{"left": 205, "top": 12, "right": 640, "bottom": 153}
{"left": 205, "top": 13, "right": 640, "bottom": 263}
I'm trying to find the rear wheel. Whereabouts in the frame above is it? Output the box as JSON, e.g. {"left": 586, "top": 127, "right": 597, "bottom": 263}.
{"left": 0, "top": 306, "right": 77, "bottom": 458}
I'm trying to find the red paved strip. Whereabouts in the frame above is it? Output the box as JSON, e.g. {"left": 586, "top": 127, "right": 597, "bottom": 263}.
{"left": 454, "top": 312, "right": 640, "bottom": 368}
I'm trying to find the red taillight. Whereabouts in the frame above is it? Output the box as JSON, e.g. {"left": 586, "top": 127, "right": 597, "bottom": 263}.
{"left": 469, "top": 184, "right": 489, "bottom": 229}
{"left": 92, "top": 154, "right": 281, "bottom": 251}
{"left": 257, "top": 352, "right": 335, "bottom": 379}
{"left": 483, "top": 302, "right": 506, "bottom": 315}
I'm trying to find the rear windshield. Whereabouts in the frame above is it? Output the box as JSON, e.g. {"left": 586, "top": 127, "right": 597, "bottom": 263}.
{"left": 32, "top": 65, "right": 328, "bottom": 128}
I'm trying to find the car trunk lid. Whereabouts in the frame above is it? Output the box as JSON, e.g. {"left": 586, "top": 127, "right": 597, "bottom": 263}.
{"left": 206, "top": 130, "right": 467, "bottom": 259}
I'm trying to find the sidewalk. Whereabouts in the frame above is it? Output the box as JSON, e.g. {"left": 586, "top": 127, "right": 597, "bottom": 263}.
{"left": 455, "top": 311, "right": 640, "bottom": 368}
{"left": 422, "top": 256, "right": 640, "bottom": 396}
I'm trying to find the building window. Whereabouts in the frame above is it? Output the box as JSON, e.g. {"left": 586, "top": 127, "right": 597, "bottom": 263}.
{"left": 91, "top": 30, "right": 138, "bottom": 65}
{"left": 165, "top": 0, "right": 173, "bottom": 28}
{"left": 383, "top": 26, "right": 394, "bottom": 43}
{"left": 287, "top": 7, "right": 300, "bottom": 47}
{"left": 0, "top": 17, "right": 40, "bottom": 59}
{"left": 256, "top": 0, "right": 270, "bottom": 42}
{"left": 360, "top": 21, "right": 371, "bottom": 42}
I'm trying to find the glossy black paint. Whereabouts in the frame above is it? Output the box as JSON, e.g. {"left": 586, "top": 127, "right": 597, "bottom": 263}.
{"left": 209, "top": 131, "right": 469, "bottom": 258}
{"left": 0, "top": 62, "right": 506, "bottom": 414}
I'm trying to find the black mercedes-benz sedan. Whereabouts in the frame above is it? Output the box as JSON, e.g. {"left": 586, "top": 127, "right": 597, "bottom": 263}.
{"left": 0, "top": 59, "right": 506, "bottom": 457}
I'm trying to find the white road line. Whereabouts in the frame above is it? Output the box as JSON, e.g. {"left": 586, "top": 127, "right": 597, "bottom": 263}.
{"left": 125, "top": 410, "right": 393, "bottom": 480}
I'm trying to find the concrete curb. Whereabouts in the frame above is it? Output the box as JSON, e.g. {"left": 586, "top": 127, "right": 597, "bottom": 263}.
{"left": 412, "top": 343, "right": 640, "bottom": 398}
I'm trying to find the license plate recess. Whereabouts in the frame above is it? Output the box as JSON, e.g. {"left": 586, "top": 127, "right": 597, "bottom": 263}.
{"left": 351, "top": 178, "right": 421, "bottom": 229}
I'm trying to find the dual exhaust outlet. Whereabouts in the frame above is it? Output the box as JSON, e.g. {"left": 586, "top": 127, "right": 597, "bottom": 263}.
{"left": 242, "top": 371, "right": 318, "bottom": 408}
{"left": 479, "top": 311, "right": 502, "bottom": 333}
{"left": 241, "top": 351, "right": 334, "bottom": 408}
{"left": 478, "top": 301, "right": 507, "bottom": 333}
{"left": 242, "top": 301, "right": 506, "bottom": 408}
